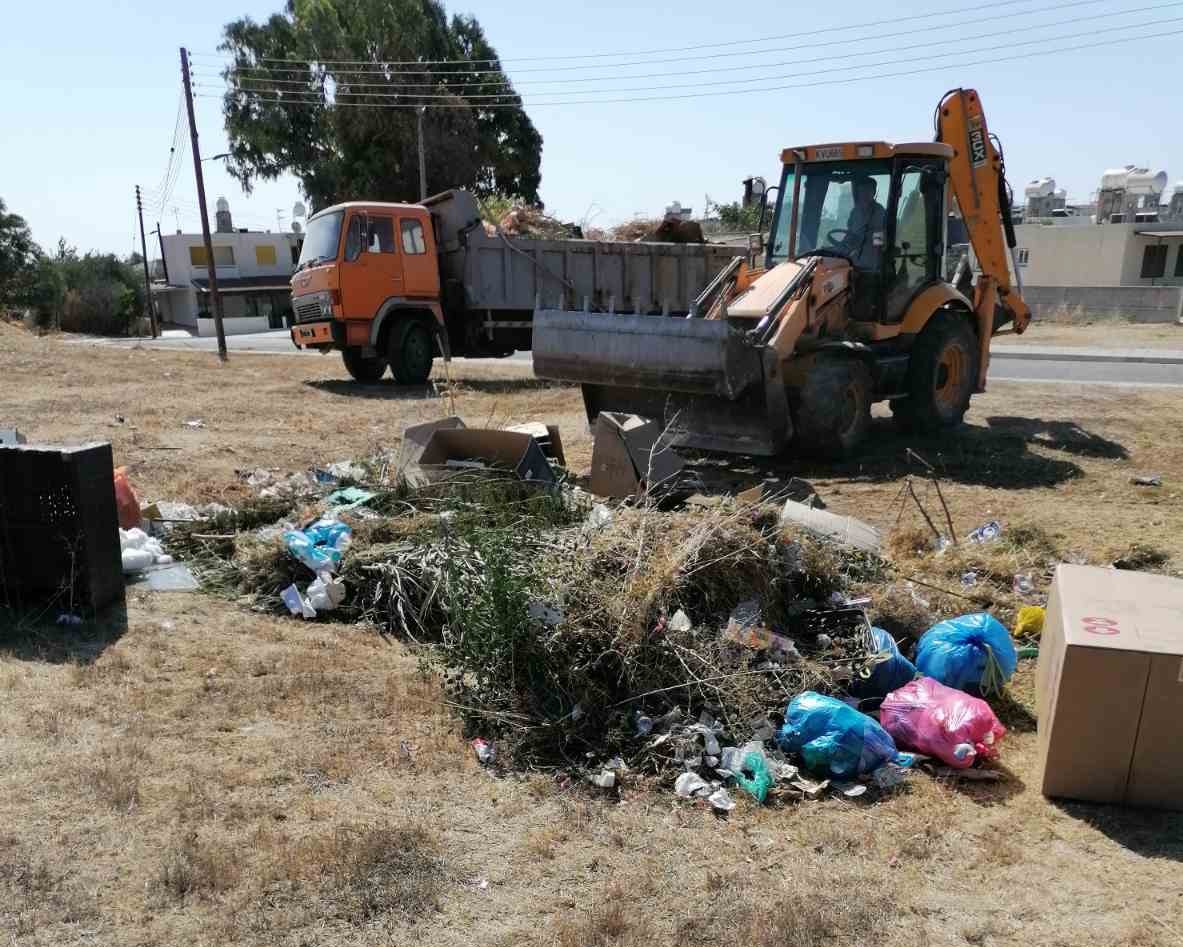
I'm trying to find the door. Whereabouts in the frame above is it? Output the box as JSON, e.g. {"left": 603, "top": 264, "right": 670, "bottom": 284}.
{"left": 340, "top": 211, "right": 403, "bottom": 320}
{"left": 398, "top": 214, "right": 440, "bottom": 298}
{"left": 885, "top": 162, "right": 943, "bottom": 322}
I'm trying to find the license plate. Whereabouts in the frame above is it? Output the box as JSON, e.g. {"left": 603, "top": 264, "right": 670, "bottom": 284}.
{"left": 292, "top": 323, "right": 332, "bottom": 346}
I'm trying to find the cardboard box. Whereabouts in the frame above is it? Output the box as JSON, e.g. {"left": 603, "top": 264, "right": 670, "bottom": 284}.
{"left": 589, "top": 412, "right": 685, "bottom": 498}
{"left": 417, "top": 428, "right": 555, "bottom": 484}
{"left": 1035, "top": 563, "right": 1183, "bottom": 810}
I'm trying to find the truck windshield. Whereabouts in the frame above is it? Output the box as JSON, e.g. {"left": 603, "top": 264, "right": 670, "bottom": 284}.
{"left": 768, "top": 159, "right": 893, "bottom": 270}
{"left": 297, "top": 211, "right": 344, "bottom": 269}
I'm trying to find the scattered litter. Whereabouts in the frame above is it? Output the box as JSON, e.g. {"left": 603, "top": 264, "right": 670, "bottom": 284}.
{"left": 775, "top": 761, "right": 800, "bottom": 782}
{"left": 907, "top": 582, "right": 931, "bottom": 609}
{"left": 724, "top": 600, "right": 800, "bottom": 661}
{"left": 779, "top": 499, "right": 881, "bottom": 554}
{"left": 960, "top": 571, "right": 978, "bottom": 588}
{"left": 324, "top": 460, "right": 367, "bottom": 482}
{"left": 136, "top": 562, "right": 199, "bottom": 592}
{"left": 668, "top": 608, "right": 692, "bottom": 633}
{"left": 113, "top": 466, "right": 141, "bottom": 530}
{"left": 1131, "top": 474, "right": 1163, "bottom": 487}
{"left": 471, "top": 738, "right": 496, "bottom": 765}
{"left": 881, "top": 676, "right": 1006, "bottom": 769}
{"left": 589, "top": 770, "right": 616, "bottom": 789}
{"left": 119, "top": 527, "right": 171, "bottom": 574}
{"left": 281, "top": 584, "right": 317, "bottom": 619}
{"left": 585, "top": 503, "right": 613, "bottom": 530}
{"left": 675, "top": 771, "right": 711, "bottom": 798}
{"left": 791, "top": 775, "right": 830, "bottom": 797}
{"left": 0, "top": 429, "right": 26, "bottom": 446}
{"left": 733, "top": 751, "right": 774, "bottom": 803}
{"left": 183, "top": 419, "right": 205, "bottom": 429}
{"left": 284, "top": 518, "right": 351, "bottom": 574}
{"left": 635, "top": 713, "right": 654, "bottom": 736}
{"left": 873, "top": 763, "right": 911, "bottom": 790}
{"left": 1013, "top": 605, "right": 1045, "bottom": 638}
{"left": 56, "top": 613, "right": 83, "bottom": 626}
{"left": 777, "top": 692, "right": 906, "bottom": 779}
{"left": 833, "top": 781, "right": 868, "bottom": 798}
{"left": 1012, "top": 573, "right": 1038, "bottom": 601}
{"left": 931, "top": 766, "right": 1002, "bottom": 782}
{"left": 966, "top": 520, "right": 1002, "bottom": 544}
{"left": 589, "top": 412, "right": 685, "bottom": 498}
{"left": 707, "top": 787, "right": 736, "bottom": 812}
{"left": 307, "top": 573, "right": 346, "bottom": 612}
{"left": 505, "top": 422, "right": 567, "bottom": 467}
{"left": 325, "top": 486, "right": 375, "bottom": 510}
{"left": 527, "top": 601, "right": 563, "bottom": 627}
{"left": 914, "top": 613, "right": 1018, "bottom": 696}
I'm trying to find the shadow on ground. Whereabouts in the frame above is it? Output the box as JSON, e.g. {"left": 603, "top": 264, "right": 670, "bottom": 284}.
{"left": 0, "top": 600, "right": 127, "bottom": 665}
{"left": 304, "top": 377, "right": 564, "bottom": 400}
{"left": 684, "top": 413, "right": 1129, "bottom": 494}
{"left": 1056, "top": 802, "right": 1183, "bottom": 861}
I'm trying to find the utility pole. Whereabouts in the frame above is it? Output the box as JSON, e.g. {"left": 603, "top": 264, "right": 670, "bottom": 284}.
{"left": 416, "top": 106, "right": 428, "bottom": 201}
{"left": 151, "top": 223, "right": 170, "bottom": 285}
{"left": 180, "top": 46, "right": 227, "bottom": 360}
{"left": 135, "top": 186, "right": 159, "bottom": 338}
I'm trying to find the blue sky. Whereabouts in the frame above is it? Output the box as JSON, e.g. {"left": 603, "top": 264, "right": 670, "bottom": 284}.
{"left": 2, "top": 0, "right": 1180, "bottom": 254}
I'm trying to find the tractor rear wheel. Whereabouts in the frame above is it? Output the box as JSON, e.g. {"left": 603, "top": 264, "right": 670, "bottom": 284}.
{"left": 892, "top": 312, "right": 978, "bottom": 433}
{"left": 789, "top": 356, "right": 873, "bottom": 458}
{"left": 341, "top": 347, "right": 387, "bottom": 383}
{"left": 388, "top": 319, "right": 435, "bottom": 385}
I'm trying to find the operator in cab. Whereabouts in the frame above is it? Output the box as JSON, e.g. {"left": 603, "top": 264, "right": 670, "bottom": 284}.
{"left": 838, "top": 175, "right": 886, "bottom": 269}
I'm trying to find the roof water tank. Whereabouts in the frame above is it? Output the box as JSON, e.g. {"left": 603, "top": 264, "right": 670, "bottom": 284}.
{"left": 1100, "top": 166, "right": 1135, "bottom": 191}
{"left": 1024, "top": 177, "right": 1055, "bottom": 199}
{"left": 1126, "top": 169, "right": 1168, "bottom": 196}
{"left": 215, "top": 196, "right": 230, "bottom": 213}
{"left": 1173, "top": 181, "right": 1183, "bottom": 195}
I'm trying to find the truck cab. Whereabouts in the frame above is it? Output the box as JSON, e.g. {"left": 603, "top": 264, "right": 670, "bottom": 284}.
{"left": 290, "top": 201, "right": 445, "bottom": 384}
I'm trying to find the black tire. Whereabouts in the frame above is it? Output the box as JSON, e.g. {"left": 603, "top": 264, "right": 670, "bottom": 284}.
{"left": 788, "top": 357, "right": 873, "bottom": 458}
{"left": 892, "top": 311, "right": 978, "bottom": 434}
{"left": 341, "top": 347, "right": 387, "bottom": 383}
{"left": 388, "top": 319, "right": 435, "bottom": 385}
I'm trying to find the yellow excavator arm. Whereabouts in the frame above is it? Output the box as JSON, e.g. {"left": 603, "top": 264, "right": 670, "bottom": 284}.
{"left": 936, "top": 89, "right": 1031, "bottom": 349}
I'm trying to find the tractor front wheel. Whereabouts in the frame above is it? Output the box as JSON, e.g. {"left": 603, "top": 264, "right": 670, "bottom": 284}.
{"left": 789, "top": 356, "right": 873, "bottom": 458}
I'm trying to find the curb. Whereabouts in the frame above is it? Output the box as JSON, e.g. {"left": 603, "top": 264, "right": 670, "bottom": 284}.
{"left": 991, "top": 348, "right": 1183, "bottom": 366}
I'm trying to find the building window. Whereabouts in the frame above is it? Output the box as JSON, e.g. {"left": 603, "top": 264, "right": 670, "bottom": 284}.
{"left": 1017, "top": 248, "right": 1029, "bottom": 266}
{"left": 1141, "top": 244, "right": 1167, "bottom": 279}
{"left": 1175, "top": 246, "right": 1183, "bottom": 278}
{"left": 190, "top": 245, "right": 235, "bottom": 266}
{"left": 367, "top": 217, "right": 396, "bottom": 253}
{"left": 255, "top": 244, "right": 277, "bottom": 265}
{"left": 401, "top": 218, "right": 427, "bottom": 255}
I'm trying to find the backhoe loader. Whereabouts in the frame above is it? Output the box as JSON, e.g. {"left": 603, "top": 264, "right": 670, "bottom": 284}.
{"left": 532, "top": 88, "right": 1030, "bottom": 457}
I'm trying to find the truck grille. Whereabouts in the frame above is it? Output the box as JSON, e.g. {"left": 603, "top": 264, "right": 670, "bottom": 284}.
{"left": 294, "top": 299, "right": 323, "bottom": 323}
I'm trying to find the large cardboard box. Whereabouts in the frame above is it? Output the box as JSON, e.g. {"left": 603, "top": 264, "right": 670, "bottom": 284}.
{"left": 1036, "top": 563, "right": 1183, "bottom": 809}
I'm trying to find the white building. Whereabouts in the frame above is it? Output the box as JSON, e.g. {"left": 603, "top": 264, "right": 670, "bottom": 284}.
{"left": 152, "top": 198, "right": 302, "bottom": 336}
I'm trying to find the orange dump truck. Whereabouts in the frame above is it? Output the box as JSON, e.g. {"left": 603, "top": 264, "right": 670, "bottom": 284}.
{"left": 289, "top": 189, "right": 739, "bottom": 382}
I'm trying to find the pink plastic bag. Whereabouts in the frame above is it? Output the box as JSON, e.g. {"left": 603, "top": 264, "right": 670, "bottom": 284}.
{"left": 879, "top": 676, "right": 1006, "bottom": 769}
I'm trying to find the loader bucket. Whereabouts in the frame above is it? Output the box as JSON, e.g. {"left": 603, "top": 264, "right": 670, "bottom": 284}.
{"left": 532, "top": 310, "right": 792, "bottom": 456}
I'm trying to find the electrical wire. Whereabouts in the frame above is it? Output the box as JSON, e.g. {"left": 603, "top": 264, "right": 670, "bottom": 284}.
{"left": 193, "top": 26, "right": 1183, "bottom": 109}
{"left": 200, "top": 16, "right": 1183, "bottom": 106}
{"left": 193, "top": 0, "right": 1117, "bottom": 79}
{"left": 185, "top": 0, "right": 1107, "bottom": 66}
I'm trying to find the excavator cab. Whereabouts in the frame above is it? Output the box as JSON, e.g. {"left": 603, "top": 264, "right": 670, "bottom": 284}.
{"left": 533, "top": 89, "right": 1029, "bottom": 460}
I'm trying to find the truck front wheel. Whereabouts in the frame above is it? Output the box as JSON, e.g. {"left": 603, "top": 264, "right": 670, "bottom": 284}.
{"left": 341, "top": 347, "right": 388, "bottom": 383}
{"left": 388, "top": 320, "right": 434, "bottom": 385}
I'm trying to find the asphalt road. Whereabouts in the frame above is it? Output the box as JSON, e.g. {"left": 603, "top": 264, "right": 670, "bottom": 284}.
{"left": 83, "top": 331, "right": 1183, "bottom": 386}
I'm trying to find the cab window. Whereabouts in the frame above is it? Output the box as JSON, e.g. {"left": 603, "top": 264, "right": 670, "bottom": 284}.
{"left": 400, "top": 218, "right": 427, "bottom": 255}
{"left": 367, "top": 216, "right": 396, "bottom": 253}
{"left": 343, "top": 215, "right": 363, "bottom": 261}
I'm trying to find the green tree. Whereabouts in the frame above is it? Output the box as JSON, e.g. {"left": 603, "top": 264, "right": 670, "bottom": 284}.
{"left": 219, "top": 0, "right": 543, "bottom": 211}
{"left": 0, "top": 198, "right": 40, "bottom": 306}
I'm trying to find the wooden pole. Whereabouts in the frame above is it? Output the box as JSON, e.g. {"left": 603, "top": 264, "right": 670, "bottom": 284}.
{"left": 135, "top": 185, "right": 158, "bottom": 338}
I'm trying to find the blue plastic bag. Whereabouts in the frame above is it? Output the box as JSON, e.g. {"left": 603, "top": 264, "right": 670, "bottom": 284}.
{"left": 284, "top": 519, "right": 352, "bottom": 573}
{"left": 854, "top": 627, "right": 917, "bottom": 701}
{"left": 913, "top": 612, "right": 1017, "bottom": 696}
{"left": 777, "top": 692, "right": 903, "bottom": 778}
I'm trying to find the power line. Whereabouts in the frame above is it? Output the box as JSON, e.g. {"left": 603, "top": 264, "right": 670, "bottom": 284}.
{"left": 203, "top": 14, "right": 1183, "bottom": 104}
{"left": 194, "top": 26, "right": 1183, "bottom": 109}
{"left": 197, "top": 0, "right": 1183, "bottom": 96}
{"left": 187, "top": 0, "right": 1103, "bottom": 66}
{"left": 197, "top": 0, "right": 1116, "bottom": 78}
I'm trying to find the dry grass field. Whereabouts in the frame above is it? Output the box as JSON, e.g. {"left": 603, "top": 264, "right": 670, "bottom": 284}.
{"left": 1, "top": 322, "right": 1182, "bottom": 947}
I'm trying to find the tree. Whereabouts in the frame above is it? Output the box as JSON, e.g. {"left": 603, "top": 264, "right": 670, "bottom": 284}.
{"left": 219, "top": 0, "right": 543, "bottom": 211}
{"left": 0, "top": 198, "right": 40, "bottom": 306}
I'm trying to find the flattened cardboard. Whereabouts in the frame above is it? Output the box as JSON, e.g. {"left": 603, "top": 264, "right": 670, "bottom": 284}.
{"left": 417, "top": 428, "right": 555, "bottom": 484}
{"left": 1036, "top": 563, "right": 1183, "bottom": 810}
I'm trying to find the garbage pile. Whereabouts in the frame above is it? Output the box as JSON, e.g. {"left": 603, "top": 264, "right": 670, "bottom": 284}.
{"left": 161, "top": 417, "right": 1045, "bottom": 806}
